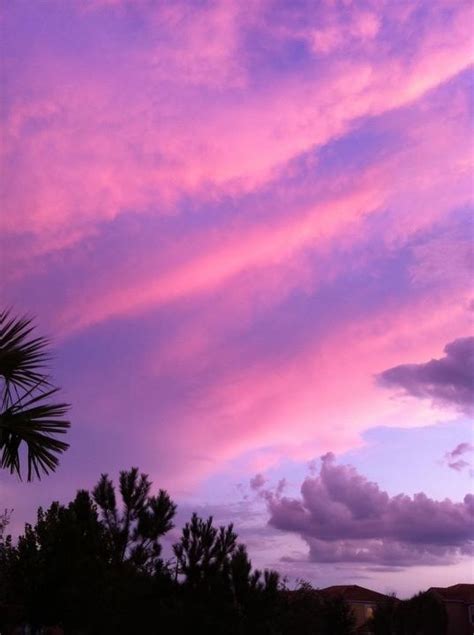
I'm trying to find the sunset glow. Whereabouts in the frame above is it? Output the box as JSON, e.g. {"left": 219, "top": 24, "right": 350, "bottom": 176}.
{"left": 1, "top": 0, "right": 473, "bottom": 597}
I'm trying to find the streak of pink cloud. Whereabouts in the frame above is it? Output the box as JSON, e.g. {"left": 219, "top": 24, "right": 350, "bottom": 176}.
{"left": 2, "top": 0, "right": 472, "bottom": 260}
{"left": 50, "top": 86, "right": 472, "bottom": 336}
{"left": 139, "top": 290, "right": 472, "bottom": 490}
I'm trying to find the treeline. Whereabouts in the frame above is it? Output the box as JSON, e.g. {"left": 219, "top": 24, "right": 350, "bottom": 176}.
{"left": 0, "top": 469, "right": 447, "bottom": 635}
{"left": 371, "top": 593, "right": 447, "bottom": 635}
{"left": 0, "top": 468, "right": 354, "bottom": 634}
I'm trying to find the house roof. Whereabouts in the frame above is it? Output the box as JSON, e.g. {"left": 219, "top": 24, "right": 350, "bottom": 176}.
{"left": 319, "top": 585, "right": 394, "bottom": 604}
{"left": 429, "top": 584, "right": 474, "bottom": 604}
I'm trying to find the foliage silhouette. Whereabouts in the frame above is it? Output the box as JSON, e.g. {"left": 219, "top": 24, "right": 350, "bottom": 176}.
{"left": 370, "top": 595, "right": 399, "bottom": 635}
{"left": 173, "top": 512, "right": 237, "bottom": 589}
{"left": 0, "top": 469, "right": 454, "bottom": 635}
{"left": 278, "top": 581, "right": 326, "bottom": 634}
{"left": 0, "top": 469, "right": 176, "bottom": 634}
{"left": 0, "top": 510, "right": 10, "bottom": 537}
{"left": 0, "top": 311, "right": 70, "bottom": 480}
{"left": 370, "top": 591, "right": 448, "bottom": 635}
{"left": 322, "top": 596, "right": 356, "bottom": 634}
{"left": 93, "top": 467, "right": 176, "bottom": 572}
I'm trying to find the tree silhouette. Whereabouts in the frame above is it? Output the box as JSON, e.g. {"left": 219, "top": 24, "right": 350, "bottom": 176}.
{"left": 396, "top": 591, "right": 447, "bottom": 635}
{"left": 93, "top": 467, "right": 176, "bottom": 573}
{"left": 370, "top": 595, "right": 399, "bottom": 635}
{"left": 0, "top": 469, "right": 177, "bottom": 633}
{"left": 0, "top": 470, "right": 454, "bottom": 635}
{"left": 173, "top": 513, "right": 237, "bottom": 590}
{"left": 0, "top": 510, "right": 10, "bottom": 537}
{"left": 0, "top": 490, "right": 107, "bottom": 631}
{"left": 229, "top": 544, "right": 262, "bottom": 604}
{"left": 173, "top": 514, "right": 283, "bottom": 634}
{"left": 370, "top": 591, "right": 448, "bottom": 635}
{"left": 0, "top": 311, "right": 70, "bottom": 480}
{"left": 278, "top": 580, "right": 326, "bottom": 635}
{"left": 323, "top": 595, "right": 357, "bottom": 635}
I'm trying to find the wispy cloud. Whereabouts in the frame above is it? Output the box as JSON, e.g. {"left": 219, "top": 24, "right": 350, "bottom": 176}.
{"left": 444, "top": 442, "right": 474, "bottom": 472}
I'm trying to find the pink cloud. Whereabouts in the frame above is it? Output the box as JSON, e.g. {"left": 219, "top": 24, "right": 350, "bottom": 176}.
{"left": 47, "top": 81, "right": 473, "bottom": 337}
{"left": 55, "top": 184, "right": 382, "bottom": 334}
{"left": 310, "top": 9, "right": 380, "bottom": 54}
{"left": 2, "top": 0, "right": 471, "bottom": 271}
{"left": 147, "top": 1, "right": 249, "bottom": 88}
{"left": 266, "top": 453, "right": 474, "bottom": 567}
{"left": 135, "top": 290, "right": 472, "bottom": 491}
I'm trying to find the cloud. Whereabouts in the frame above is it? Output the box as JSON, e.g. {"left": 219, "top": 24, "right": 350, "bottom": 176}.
{"left": 266, "top": 454, "right": 474, "bottom": 568}
{"left": 250, "top": 473, "right": 266, "bottom": 490}
{"left": 409, "top": 233, "right": 474, "bottom": 289}
{"left": 377, "top": 337, "right": 474, "bottom": 415}
{"left": 309, "top": 10, "right": 380, "bottom": 54}
{"left": 444, "top": 442, "right": 474, "bottom": 472}
{"left": 450, "top": 442, "right": 474, "bottom": 458}
{"left": 33, "top": 81, "right": 473, "bottom": 337}
{"left": 2, "top": 2, "right": 474, "bottom": 587}
{"left": 55, "top": 184, "right": 382, "bottom": 335}
{"left": 2, "top": 0, "right": 472, "bottom": 275}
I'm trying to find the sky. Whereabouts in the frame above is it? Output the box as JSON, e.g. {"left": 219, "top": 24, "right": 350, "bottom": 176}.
{"left": 1, "top": 0, "right": 473, "bottom": 597}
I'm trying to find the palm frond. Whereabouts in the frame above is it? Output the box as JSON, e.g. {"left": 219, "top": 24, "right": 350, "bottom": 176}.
{"left": 0, "top": 311, "right": 71, "bottom": 481}
{"left": 0, "top": 387, "right": 70, "bottom": 481}
{"left": 0, "top": 310, "right": 52, "bottom": 405}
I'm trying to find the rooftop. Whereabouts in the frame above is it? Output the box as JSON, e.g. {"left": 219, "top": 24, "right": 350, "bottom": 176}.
{"left": 319, "top": 585, "right": 395, "bottom": 604}
{"left": 429, "top": 584, "right": 474, "bottom": 604}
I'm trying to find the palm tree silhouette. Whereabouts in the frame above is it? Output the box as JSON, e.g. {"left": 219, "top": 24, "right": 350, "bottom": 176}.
{"left": 0, "top": 310, "right": 70, "bottom": 480}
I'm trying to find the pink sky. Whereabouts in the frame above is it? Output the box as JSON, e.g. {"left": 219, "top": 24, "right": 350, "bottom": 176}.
{"left": 1, "top": 0, "right": 473, "bottom": 596}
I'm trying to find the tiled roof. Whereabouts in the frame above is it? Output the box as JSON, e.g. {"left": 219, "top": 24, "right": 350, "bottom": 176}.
{"left": 319, "top": 585, "right": 394, "bottom": 603}
{"left": 429, "top": 584, "right": 474, "bottom": 604}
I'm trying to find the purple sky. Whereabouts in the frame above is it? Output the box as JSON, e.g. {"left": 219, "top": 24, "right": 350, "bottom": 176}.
{"left": 1, "top": 0, "right": 473, "bottom": 597}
